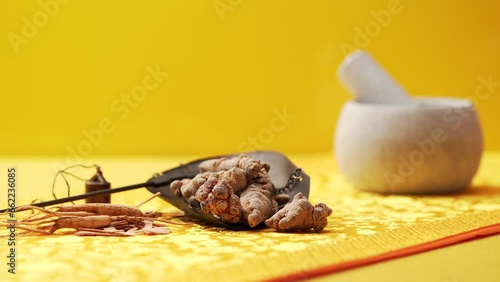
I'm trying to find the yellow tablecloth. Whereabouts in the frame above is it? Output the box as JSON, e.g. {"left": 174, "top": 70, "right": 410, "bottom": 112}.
{"left": 1, "top": 152, "right": 499, "bottom": 281}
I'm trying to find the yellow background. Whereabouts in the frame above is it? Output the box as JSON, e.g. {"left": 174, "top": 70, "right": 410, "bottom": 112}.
{"left": 1, "top": 0, "right": 499, "bottom": 156}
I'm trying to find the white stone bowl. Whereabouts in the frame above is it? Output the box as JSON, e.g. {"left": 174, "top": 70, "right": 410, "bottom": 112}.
{"left": 334, "top": 97, "right": 483, "bottom": 194}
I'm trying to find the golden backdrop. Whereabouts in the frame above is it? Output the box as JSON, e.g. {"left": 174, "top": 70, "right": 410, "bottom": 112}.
{"left": 1, "top": 0, "right": 499, "bottom": 156}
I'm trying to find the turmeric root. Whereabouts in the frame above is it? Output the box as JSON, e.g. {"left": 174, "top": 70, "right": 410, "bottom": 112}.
{"left": 171, "top": 167, "right": 247, "bottom": 204}
{"left": 194, "top": 177, "right": 242, "bottom": 224}
{"left": 199, "top": 155, "right": 270, "bottom": 181}
{"left": 265, "top": 193, "right": 332, "bottom": 232}
{"left": 239, "top": 169, "right": 277, "bottom": 227}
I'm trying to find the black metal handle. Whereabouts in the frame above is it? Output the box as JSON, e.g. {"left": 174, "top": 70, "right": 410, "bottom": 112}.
{"left": 0, "top": 181, "right": 160, "bottom": 213}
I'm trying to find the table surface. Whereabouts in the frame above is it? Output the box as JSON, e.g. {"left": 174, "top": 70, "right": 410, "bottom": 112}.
{"left": 315, "top": 234, "right": 499, "bottom": 282}
{"left": 0, "top": 153, "right": 499, "bottom": 282}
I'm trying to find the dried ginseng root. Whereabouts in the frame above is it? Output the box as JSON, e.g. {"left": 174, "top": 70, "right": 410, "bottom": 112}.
{"left": 265, "top": 193, "right": 332, "bottom": 232}
{"left": 1, "top": 194, "right": 189, "bottom": 236}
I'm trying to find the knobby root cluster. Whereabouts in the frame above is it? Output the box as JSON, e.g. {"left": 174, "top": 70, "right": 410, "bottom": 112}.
{"left": 171, "top": 155, "right": 332, "bottom": 232}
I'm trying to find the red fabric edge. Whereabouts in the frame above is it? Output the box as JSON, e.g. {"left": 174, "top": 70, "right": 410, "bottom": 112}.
{"left": 265, "top": 223, "right": 500, "bottom": 282}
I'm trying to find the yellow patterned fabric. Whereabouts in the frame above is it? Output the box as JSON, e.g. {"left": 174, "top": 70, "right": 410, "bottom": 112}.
{"left": 1, "top": 153, "right": 500, "bottom": 282}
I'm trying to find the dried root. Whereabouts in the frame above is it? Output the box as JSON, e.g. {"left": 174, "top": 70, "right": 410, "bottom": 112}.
{"left": 171, "top": 174, "right": 208, "bottom": 203}
{"left": 75, "top": 221, "right": 170, "bottom": 236}
{"left": 1, "top": 203, "right": 188, "bottom": 236}
{"left": 239, "top": 168, "right": 277, "bottom": 227}
{"left": 171, "top": 168, "right": 247, "bottom": 204}
{"left": 274, "top": 194, "right": 291, "bottom": 206}
{"left": 173, "top": 155, "right": 333, "bottom": 231}
{"left": 195, "top": 177, "right": 242, "bottom": 223}
{"left": 55, "top": 203, "right": 144, "bottom": 217}
{"left": 265, "top": 193, "right": 332, "bottom": 232}
{"left": 172, "top": 154, "right": 281, "bottom": 227}
{"left": 199, "top": 154, "right": 269, "bottom": 181}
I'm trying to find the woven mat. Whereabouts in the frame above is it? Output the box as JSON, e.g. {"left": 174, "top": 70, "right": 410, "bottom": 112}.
{"left": 1, "top": 153, "right": 499, "bottom": 281}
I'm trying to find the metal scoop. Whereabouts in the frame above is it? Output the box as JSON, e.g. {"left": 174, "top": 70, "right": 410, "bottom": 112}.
{"left": 1, "top": 151, "right": 310, "bottom": 229}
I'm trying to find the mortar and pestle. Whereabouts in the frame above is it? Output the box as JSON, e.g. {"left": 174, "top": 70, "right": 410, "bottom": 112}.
{"left": 334, "top": 50, "right": 483, "bottom": 194}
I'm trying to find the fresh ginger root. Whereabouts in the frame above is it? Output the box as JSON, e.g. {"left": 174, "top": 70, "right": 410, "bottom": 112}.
{"left": 200, "top": 154, "right": 270, "bottom": 181}
{"left": 194, "top": 177, "right": 242, "bottom": 223}
{"left": 265, "top": 193, "right": 332, "bottom": 232}
{"left": 171, "top": 168, "right": 247, "bottom": 204}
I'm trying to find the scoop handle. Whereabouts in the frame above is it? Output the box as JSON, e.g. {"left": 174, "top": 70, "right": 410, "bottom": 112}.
{"left": 337, "top": 50, "right": 412, "bottom": 104}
